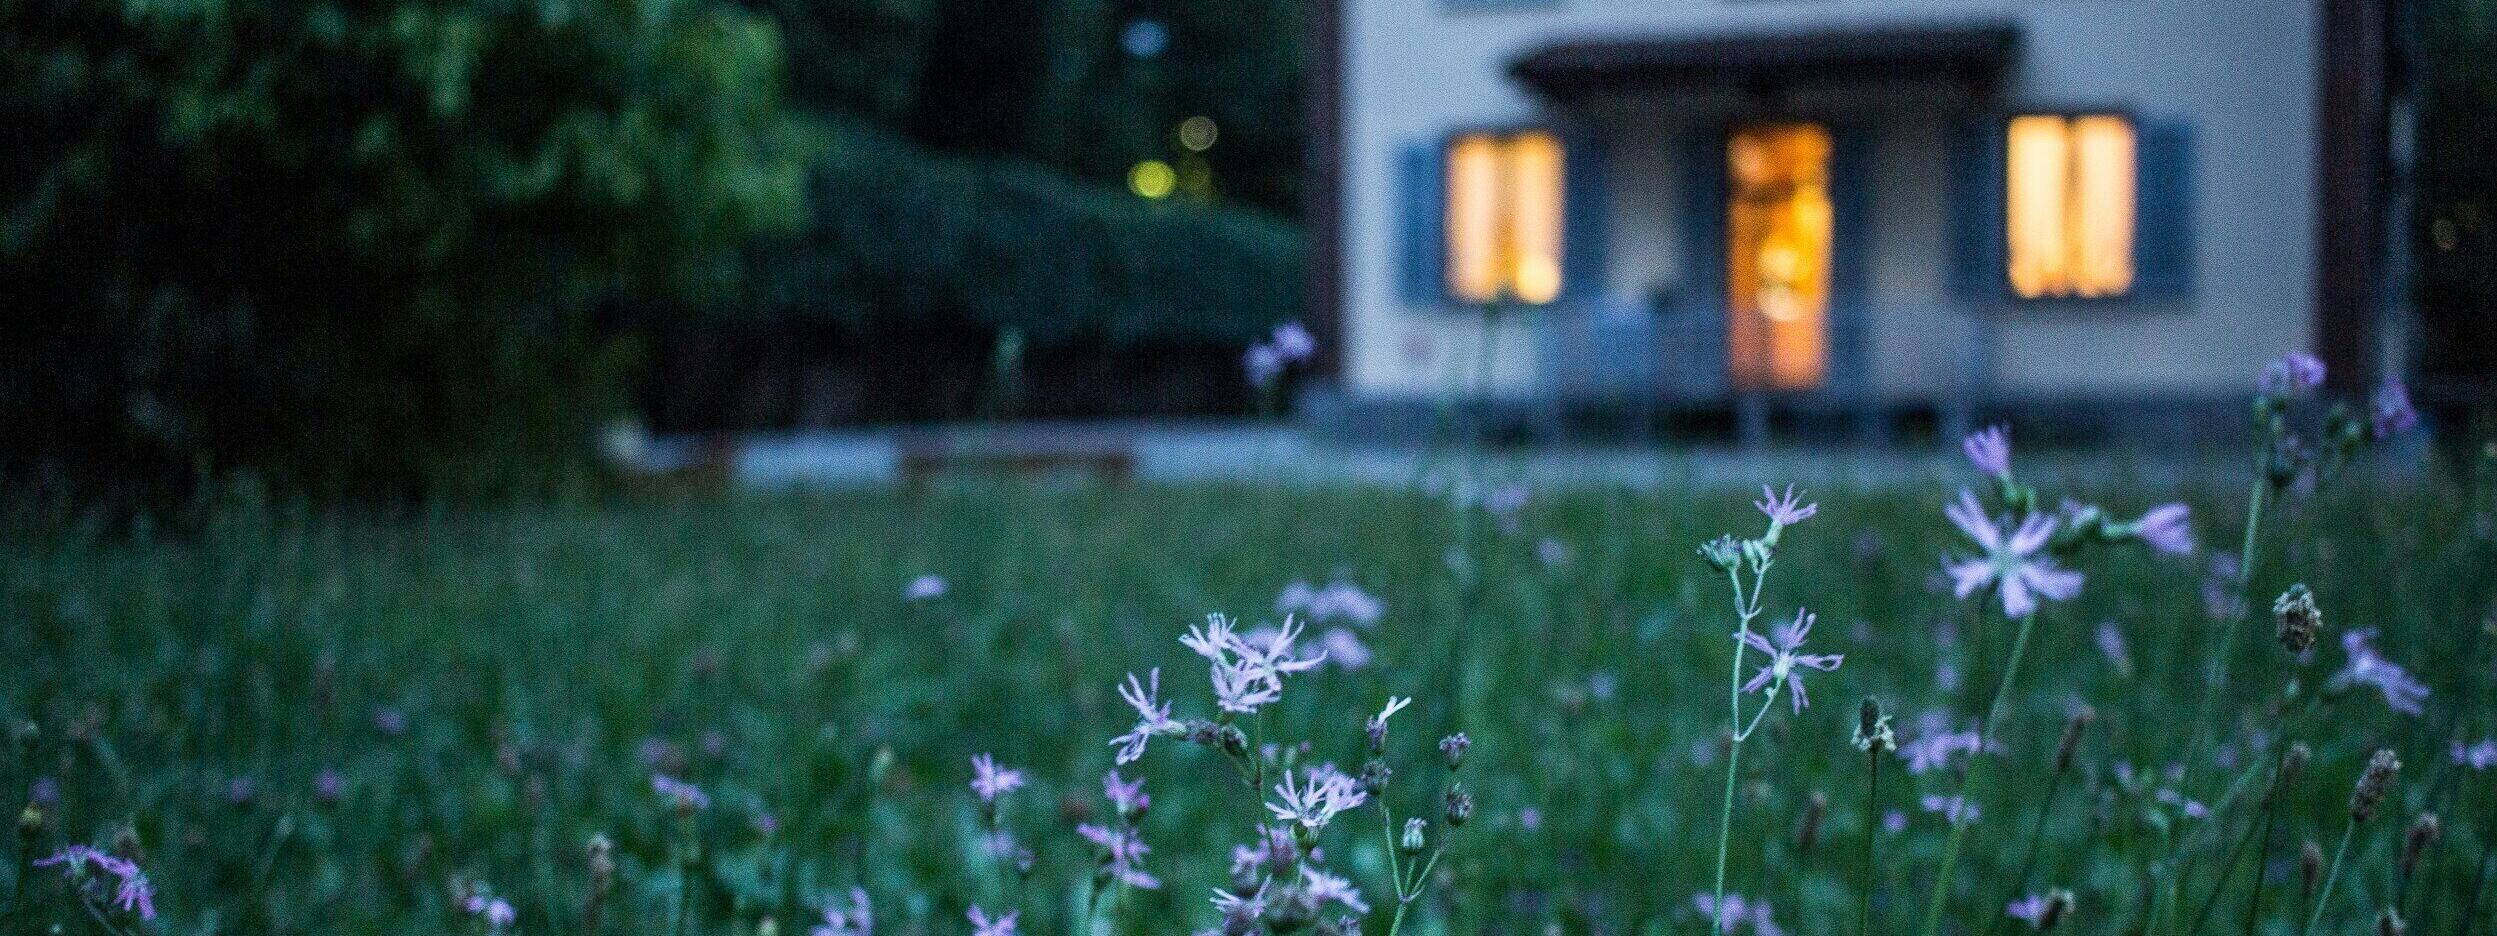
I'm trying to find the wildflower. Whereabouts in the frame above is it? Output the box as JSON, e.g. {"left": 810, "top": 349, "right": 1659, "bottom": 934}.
{"left": 813, "top": 888, "right": 873, "bottom": 936}
{"left": 1103, "top": 769, "right": 1149, "bottom": 819}
{"left": 1299, "top": 866, "right": 1370, "bottom": 914}
{"left": 1898, "top": 712, "right": 1985, "bottom": 774}
{"left": 2259, "top": 352, "right": 2327, "bottom": 396}
{"left": 485, "top": 898, "right": 516, "bottom": 930}
{"left": 1443, "top": 786, "right": 1474, "bottom": 826}
{"left": 1922, "top": 794, "right": 1980, "bottom": 825}
{"left": 2095, "top": 621, "right": 2134, "bottom": 677}
{"left": 1277, "top": 581, "right": 1385, "bottom": 627}
{"left": 314, "top": 769, "right": 346, "bottom": 804}
{"left": 653, "top": 774, "right": 710, "bottom": 812}
{"left": 2329, "top": 629, "right": 2429, "bottom": 715}
{"left": 372, "top": 706, "right": 409, "bottom": 736}
{"left": 2351, "top": 748, "right": 2400, "bottom": 823}
{"left": 35, "top": 845, "right": 156, "bottom": 920}
{"left": 2452, "top": 739, "right": 2497, "bottom": 771}
{"left": 1944, "top": 489, "right": 2083, "bottom": 618}
{"left": 1963, "top": 425, "right": 2012, "bottom": 479}
{"left": 1366, "top": 696, "right": 1412, "bottom": 747}
{"left": 1737, "top": 610, "right": 1843, "bottom": 712}
{"left": 1185, "top": 614, "right": 1321, "bottom": 715}
{"left": 2275, "top": 584, "right": 2323, "bottom": 654}
{"left": 2371, "top": 380, "right": 2419, "bottom": 440}
{"left": 1318, "top": 627, "right": 1372, "bottom": 670}
{"left": 966, "top": 905, "right": 1019, "bottom": 936}
{"left": 1211, "top": 883, "right": 1270, "bottom": 922}
{"left": 1077, "top": 822, "right": 1162, "bottom": 889}
{"left": 2007, "top": 889, "right": 2074, "bottom": 930}
{"left": 1271, "top": 321, "right": 1318, "bottom": 362}
{"left": 2129, "top": 503, "right": 2195, "bottom": 555}
{"left": 1267, "top": 767, "right": 1365, "bottom": 831}
{"left": 1693, "top": 892, "right": 1785, "bottom": 936}
{"left": 1755, "top": 484, "right": 1818, "bottom": 528}
{"left": 2155, "top": 788, "right": 2210, "bottom": 820}
{"left": 1538, "top": 537, "right": 1571, "bottom": 567}
{"left": 904, "top": 574, "right": 948, "bottom": 602}
{"left": 1110, "top": 669, "right": 1181, "bottom": 765}
{"left": 969, "top": 754, "right": 1027, "bottom": 804}
{"left": 1883, "top": 811, "right": 1908, "bottom": 833}
{"left": 1244, "top": 342, "right": 1286, "bottom": 389}
{"left": 1440, "top": 733, "right": 1471, "bottom": 769}
{"left": 1400, "top": 817, "right": 1427, "bottom": 854}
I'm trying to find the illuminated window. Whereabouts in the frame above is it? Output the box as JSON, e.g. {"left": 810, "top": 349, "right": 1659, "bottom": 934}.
{"left": 1445, "top": 130, "right": 1564, "bottom": 304}
{"left": 1726, "top": 123, "right": 1833, "bottom": 390}
{"left": 2006, "top": 114, "right": 2135, "bottom": 299}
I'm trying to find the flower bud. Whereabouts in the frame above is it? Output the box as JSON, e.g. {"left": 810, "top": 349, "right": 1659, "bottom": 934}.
{"left": 1360, "top": 760, "right": 1392, "bottom": 796}
{"left": 1443, "top": 787, "right": 1473, "bottom": 828}
{"left": 2055, "top": 707, "right": 2094, "bottom": 774}
{"left": 1699, "top": 536, "right": 1742, "bottom": 572}
{"left": 2275, "top": 584, "right": 2322, "bottom": 654}
{"left": 1439, "top": 733, "right": 1470, "bottom": 771}
{"left": 1853, "top": 697, "right": 1895, "bottom": 754}
{"left": 1400, "top": 817, "right": 1427, "bottom": 856}
{"left": 2267, "top": 742, "right": 2311, "bottom": 806}
{"left": 2351, "top": 749, "right": 2400, "bottom": 824}
{"left": 1217, "top": 725, "right": 1250, "bottom": 758}
{"left": 2300, "top": 840, "right": 2325, "bottom": 895}
{"left": 2400, "top": 813, "right": 2441, "bottom": 879}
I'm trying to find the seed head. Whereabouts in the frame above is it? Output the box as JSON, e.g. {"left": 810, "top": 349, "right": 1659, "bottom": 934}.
{"left": 1400, "top": 817, "right": 1427, "bottom": 855}
{"left": 2300, "top": 840, "right": 2325, "bottom": 894}
{"left": 2267, "top": 742, "right": 2312, "bottom": 805}
{"left": 2351, "top": 749, "right": 2400, "bottom": 823}
{"left": 2054, "top": 708, "right": 2094, "bottom": 774}
{"left": 2276, "top": 584, "right": 2322, "bottom": 654}
{"left": 1853, "top": 697, "right": 1896, "bottom": 754}
{"left": 2400, "top": 813, "right": 2441, "bottom": 878}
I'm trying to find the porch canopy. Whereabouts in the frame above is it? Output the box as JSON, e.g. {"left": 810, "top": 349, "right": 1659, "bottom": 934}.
{"left": 1508, "top": 21, "right": 2020, "bottom": 99}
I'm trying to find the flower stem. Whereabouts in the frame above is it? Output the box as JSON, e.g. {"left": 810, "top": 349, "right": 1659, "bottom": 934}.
{"left": 1984, "top": 764, "right": 2068, "bottom": 936}
{"left": 1918, "top": 609, "right": 2038, "bottom": 936}
{"left": 1862, "top": 746, "right": 1882, "bottom": 936}
{"left": 1709, "top": 566, "right": 1759, "bottom": 934}
{"left": 2298, "top": 822, "right": 2355, "bottom": 936}
{"left": 2180, "top": 480, "right": 2270, "bottom": 793}
{"left": 2239, "top": 800, "right": 2277, "bottom": 936}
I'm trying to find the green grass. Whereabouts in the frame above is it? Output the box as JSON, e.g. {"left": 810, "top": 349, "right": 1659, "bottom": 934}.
{"left": 0, "top": 476, "right": 2490, "bottom": 935}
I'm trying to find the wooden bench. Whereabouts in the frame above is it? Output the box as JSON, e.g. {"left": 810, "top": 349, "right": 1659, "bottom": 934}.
{"left": 895, "top": 432, "right": 1136, "bottom": 490}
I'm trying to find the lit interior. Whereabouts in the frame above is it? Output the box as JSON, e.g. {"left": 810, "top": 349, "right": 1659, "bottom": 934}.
{"left": 2007, "top": 114, "right": 2136, "bottom": 299}
{"left": 1445, "top": 130, "right": 1564, "bottom": 304}
{"left": 1726, "top": 123, "right": 1833, "bottom": 390}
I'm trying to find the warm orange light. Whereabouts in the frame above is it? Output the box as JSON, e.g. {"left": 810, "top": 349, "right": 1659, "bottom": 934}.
{"left": 1444, "top": 131, "right": 1564, "bottom": 304}
{"left": 1726, "top": 123, "right": 1832, "bottom": 390}
{"left": 2007, "top": 114, "right": 2134, "bottom": 299}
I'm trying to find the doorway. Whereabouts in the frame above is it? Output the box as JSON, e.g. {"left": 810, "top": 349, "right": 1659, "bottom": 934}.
{"left": 1725, "top": 123, "right": 1834, "bottom": 391}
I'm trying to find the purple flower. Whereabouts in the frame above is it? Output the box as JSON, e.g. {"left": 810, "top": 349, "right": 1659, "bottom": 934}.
{"left": 371, "top": 706, "right": 408, "bottom": 737}
{"left": 314, "top": 769, "right": 346, "bottom": 804}
{"left": 2131, "top": 503, "right": 2196, "bottom": 556}
{"left": 37, "top": 846, "right": 156, "bottom": 920}
{"left": 2452, "top": 740, "right": 2497, "bottom": 771}
{"left": 1736, "top": 610, "right": 1843, "bottom": 713}
{"left": 1317, "top": 627, "right": 1372, "bottom": 670}
{"left": 903, "top": 574, "right": 948, "bottom": 602}
{"left": 1899, "top": 712, "right": 1987, "bottom": 775}
{"left": 966, "top": 905, "right": 1019, "bottom": 936}
{"left": 1754, "top": 484, "right": 1818, "bottom": 528}
{"left": 2259, "top": 352, "right": 2327, "bottom": 396}
{"left": 1270, "top": 321, "right": 1318, "bottom": 363}
{"left": 969, "top": 754, "right": 1027, "bottom": 804}
{"left": 1483, "top": 483, "right": 1532, "bottom": 532}
{"left": 1185, "top": 614, "right": 1322, "bottom": 715}
{"left": 2329, "top": 628, "right": 2429, "bottom": 715}
{"left": 1103, "top": 770, "right": 1150, "bottom": 818}
{"left": 813, "top": 888, "right": 874, "bottom": 936}
{"left": 1537, "top": 537, "right": 1571, "bottom": 567}
{"left": 1276, "top": 580, "right": 1386, "bottom": 627}
{"left": 1882, "top": 811, "right": 1908, "bottom": 833}
{"left": 2371, "top": 379, "right": 2419, "bottom": 440}
{"left": 653, "top": 774, "right": 711, "bottom": 811}
{"left": 1693, "top": 892, "right": 1785, "bottom": 936}
{"left": 1109, "top": 669, "right": 1181, "bottom": 765}
{"left": 484, "top": 898, "right": 516, "bottom": 930}
{"left": 1944, "top": 490, "right": 2084, "bottom": 618}
{"left": 2155, "top": 788, "right": 2210, "bottom": 819}
{"left": 1267, "top": 766, "right": 1366, "bottom": 830}
{"left": 1300, "top": 866, "right": 1370, "bottom": 914}
{"left": 1077, "top": 822, "right": 1162, "bottom": 889}
{"left": 1963, "top": 425, "right": 2012, "bottom": 479}
{"left": 1244, "top": 343, "right": 1285, "bottom": 389}
{"left": 29, "top": 776, "right": 60, "bottom": 806}
{"left": 2095, "top": 621, "right": 2134, "bottom": 678}
{"left": 2006, "top": 894, "right": 2051, "bottom": 927}
{"left": 1921, "top": 794, "right": 1980, "bottom": 825}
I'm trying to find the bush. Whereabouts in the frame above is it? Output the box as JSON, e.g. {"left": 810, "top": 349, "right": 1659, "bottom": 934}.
{"left": 0, "top": 0, "right": 813, "bottom": 499}
{"left": 750, "top": 120, "right": 1303, "bottom": 348}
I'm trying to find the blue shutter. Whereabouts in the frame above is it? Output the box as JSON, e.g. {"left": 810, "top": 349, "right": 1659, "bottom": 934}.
{"left": 1947, "top": 118, "right": 2006, "bottom": 302}
{"left": 1829, "top": 129, "right": 1874, "bottom": 397}
{"left": 2133, "top": 119, "right": 2196, "bottom": 299}
{"left": 1396, "top": 138, "right": 1447, "bottom": 304}
{"left": 1560, "top": 131, "right": 1609, "bottom": 303}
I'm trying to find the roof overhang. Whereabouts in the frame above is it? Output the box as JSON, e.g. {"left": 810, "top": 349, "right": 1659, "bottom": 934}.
{"left": 1509, "top": 21, "right": 2021, "bottom": 99}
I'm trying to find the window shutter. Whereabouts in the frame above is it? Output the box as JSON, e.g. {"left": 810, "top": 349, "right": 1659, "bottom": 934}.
{"left": 1561, "top": 132, "right": 1609, "bottom": 302}
{"left": 1396, "top": 138, "right": 1447, "bottom": 305}
{"left": 1676, "top": 133, "right": 1726, "bottom": 304}
{"left": 1947, "top": 118, "right": 2006, "bottom": 302}
{"left": 2133, "top": 119, "right": 2196, "bottom": 299}
{"left": 1830, "top": 129, "right": 1874, "bottom": 397}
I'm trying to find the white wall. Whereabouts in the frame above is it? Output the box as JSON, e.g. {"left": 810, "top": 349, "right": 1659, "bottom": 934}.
{"left": 1340, "top": 0, "right": 2320, "bottom": 402}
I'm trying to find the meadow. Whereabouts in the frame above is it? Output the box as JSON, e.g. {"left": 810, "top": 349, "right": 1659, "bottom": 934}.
{"left": 2, "top": 423, "right": 2493, "bottom": 935}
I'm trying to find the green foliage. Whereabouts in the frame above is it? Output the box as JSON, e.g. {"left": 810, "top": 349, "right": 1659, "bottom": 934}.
{"left": 0, "top": 0, "right": 814, "bottom": 497}
{"left": 754, "top": 120, "right": 1303, "bottom": 346}
{"left": 0, "top": 478, "right": 2488, "bottom": 933}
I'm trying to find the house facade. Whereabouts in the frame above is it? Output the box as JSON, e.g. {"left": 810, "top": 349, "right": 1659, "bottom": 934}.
{"left": 1305, "top": 0, "right": 2400, "bottom": 439}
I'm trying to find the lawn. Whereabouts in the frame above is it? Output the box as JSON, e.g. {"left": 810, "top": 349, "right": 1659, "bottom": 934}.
{"left": 1, "top": 459, "right": 2492, "bottom": 935}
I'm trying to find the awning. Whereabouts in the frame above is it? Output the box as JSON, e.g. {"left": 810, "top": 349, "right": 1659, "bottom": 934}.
{"left": 1509, "top": 21, "right": 2020, "bottom": 98}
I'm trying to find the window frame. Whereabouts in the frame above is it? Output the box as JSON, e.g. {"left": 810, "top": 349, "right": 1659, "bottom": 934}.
{"left": 1437, "top": 124, "right": 1569, "bottom": 307}
{"left": 1994, "top": 105, "right": 2143, "bottom": 306}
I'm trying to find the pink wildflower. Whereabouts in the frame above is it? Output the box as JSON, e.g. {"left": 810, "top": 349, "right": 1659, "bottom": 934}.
{"left": 2371, "top": 380, "right": 2419, "bottom": 439}
{"left": 2131, "top": 503, "right": 2196, "bottom": 555}
{"left": 2329, "top": 628, "right": 2429, "bottom": 715}
{"left": 35, "top": 846, "right": 156, "bottom": 920}
{"left": 1270, "top": 321, "right": 1317, "bottom": 362}
{"left": 1922, "top": 794, "right": 1980, "bottom": 825}
{"left": 1963, "top": 425, "right": 2012, "bottom": 479}
{"left": 652, "top": 774, "right": 710, "bottom": 811}
{"left": 1944, "top": 489, "right": 2083, "bottom": 618}
{"left": 1300, "top": 866, "right": 1370, "bottom": 914}
{"left": 904, "top": 574, "right": 948, "bottom": 602}
{"left": 2259, "top": 352, "right": 2326, "bottom": 396}
{"left": 969, "top": 754, "right": 1027, "bottom": 803}
{"left": 1109, "top": 669, "right": 1180, "bottom": 764}
{"left": 1076, "top": 822, "right": 1161, "bottom": 889}
{"left": 1754, "top": 484, "right": 1818, "bottom": 527}
{"left": 813, "top": 888, "right": 874, "bottom": 936}
{"left": 1267, "top": 766, "right": 1365, "bottom": 830}
{"left": 966, "top": 905, "right": 1019, "bottom": 936}
{"left": 1736, "top": 610, "right": 1843, "bottom": 712}
{"left": 2452, "top": 740, "right": 2497, "bottom": 771}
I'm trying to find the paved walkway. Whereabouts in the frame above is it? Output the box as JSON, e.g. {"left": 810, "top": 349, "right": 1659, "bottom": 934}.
{"left": 629, "top": 420, "right": 2265, "bottom": 491}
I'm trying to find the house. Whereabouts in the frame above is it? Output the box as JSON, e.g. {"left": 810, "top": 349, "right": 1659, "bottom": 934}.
{"left": 1302, "top": 0, "right": 2406, "bottom": 442}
